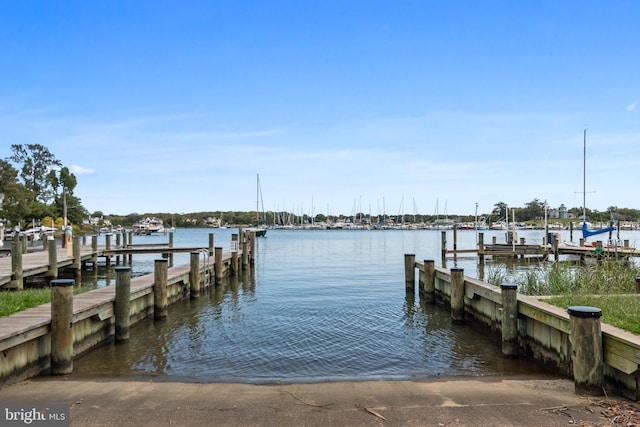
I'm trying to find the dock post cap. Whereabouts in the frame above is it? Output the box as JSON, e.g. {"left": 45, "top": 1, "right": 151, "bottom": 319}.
{"left": 500, "top": 283, "right": 518, "bottom": 290}
{"left": 567, "top": 306, "right": 602, "bottom": 318}
{"left": 50, "top": 279, "right": 75, "bottom": 287}
{"left": 451, "top": 267, "right": 464, "bottom": 272}
{"left": 155, "top": 258, "right": 169, "bottom": 263}
{"left": 115, "top": 266, "right": 131, "bottom": 272}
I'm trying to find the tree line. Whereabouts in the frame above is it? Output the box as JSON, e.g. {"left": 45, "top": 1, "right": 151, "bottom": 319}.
{"left": 2, "top": 145, "right": 640, "bottom": 233}
{"left": 490, "top": 200, "right": 640, "bottom": 224}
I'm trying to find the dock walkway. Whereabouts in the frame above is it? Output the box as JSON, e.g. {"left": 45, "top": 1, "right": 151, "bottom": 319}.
{"left": 0, "top": 245, "right": 100, "bottom": 288}
{"left": 0, "top": 261, "right": 194, "bottom": 351}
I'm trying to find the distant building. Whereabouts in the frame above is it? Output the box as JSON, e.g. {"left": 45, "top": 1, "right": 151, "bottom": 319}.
{"left": 558, "top": 204, "right": 568, "bottom": 219}
{"left": 548, "top": 204, "right": 568, "bottom": 219}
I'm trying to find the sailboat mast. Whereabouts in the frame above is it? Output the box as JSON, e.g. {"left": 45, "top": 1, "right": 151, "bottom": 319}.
{"left": 583, "top": 129, "right": 587, "bottom": 223}
{"left": 256, "top": 173, "right": 260, "bottom": 222}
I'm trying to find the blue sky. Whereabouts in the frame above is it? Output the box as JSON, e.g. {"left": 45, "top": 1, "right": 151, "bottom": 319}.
{"left": 1, "top": 1, "right": 639, "bottom": 217}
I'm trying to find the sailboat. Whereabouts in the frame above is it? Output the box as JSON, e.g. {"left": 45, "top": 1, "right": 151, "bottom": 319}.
{"left": 247, "top": 173, "right": 267, "bottom": 237}
{"left": 579, "top": 129, "right": 615, "bottom": 241}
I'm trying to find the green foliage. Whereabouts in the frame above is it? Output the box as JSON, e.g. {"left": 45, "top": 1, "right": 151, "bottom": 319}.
{"left": 514, "top": 260, "right": 639, "bottom": 296}
{"left": 486, "top": 259, "right": 640, "bottom": 333}
{"left": 485, "top": 265, "right": 507, "bottom": 287}
{"left": 2, "top": 145, "right": 86, "bottom": 227}
{"left": 1, "top": 182, "right": 34, "bottom": 224}
{"left": 8, "top": 144, "right": 61, "bottom": 203}
{"left": 507, "top": 260, "right": 640, "bottom": 334}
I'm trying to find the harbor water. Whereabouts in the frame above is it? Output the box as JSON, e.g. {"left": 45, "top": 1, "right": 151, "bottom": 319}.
{"left": 71, "top": 228, "right": 640, "bottom": 383}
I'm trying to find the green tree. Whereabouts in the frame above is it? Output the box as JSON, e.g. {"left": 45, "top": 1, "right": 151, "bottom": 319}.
{"left": 0, "top": 159, "right": 19, "bottom": 188}
{"left": 493, "top": 202, "right": 508, "bottom": 218}
{"left": 8, "top": 144, "right": 61, "bottom": 203}
{"left": 521, "top": 199, "right": 545, "bottom": 221}
{"left": 1, "top": 182, "right": 34, "bottom": 225}
{"left": 47, "top": 166, "right": 78, "bottom": 198}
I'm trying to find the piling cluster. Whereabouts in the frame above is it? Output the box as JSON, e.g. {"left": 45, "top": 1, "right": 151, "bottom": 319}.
{"left": 404, "top": 254, "right": 606, "bottom": 397}
{"left": 45, "top": 230, "right": 258, "bottom": 379}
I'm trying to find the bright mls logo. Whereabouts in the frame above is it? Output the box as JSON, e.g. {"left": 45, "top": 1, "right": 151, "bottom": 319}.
{"left": 1, "top": 405, "right": 69, "bottom": 426}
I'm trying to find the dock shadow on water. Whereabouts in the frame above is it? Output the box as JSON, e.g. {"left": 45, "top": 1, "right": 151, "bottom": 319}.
{"left": 72, "top": 229, "right": 549, "bottom": 383}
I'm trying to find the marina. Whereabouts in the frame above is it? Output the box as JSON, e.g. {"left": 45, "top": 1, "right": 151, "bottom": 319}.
{"left": 1, "top": 228, "right": 639, "bottom": 398}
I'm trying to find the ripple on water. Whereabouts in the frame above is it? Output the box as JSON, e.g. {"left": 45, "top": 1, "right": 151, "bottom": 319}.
{"left": 72, "top": 229, "right": 555, "bottom": 382}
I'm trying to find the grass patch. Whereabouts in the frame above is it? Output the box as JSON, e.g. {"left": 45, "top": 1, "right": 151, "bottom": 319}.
{"left": 0, "top": 288, "right": 52, "bottom": 316}
{"left": 486, "top": 259, "right": 640, "bottom": 334}
{"left": 545, "top": 294, "right": 640, "bottom": 334}
{"left": 0, "top": 285, "right": 90, "bottom": 317}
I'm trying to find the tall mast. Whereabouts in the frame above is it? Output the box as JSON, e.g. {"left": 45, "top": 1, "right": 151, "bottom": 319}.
{"left": 583, "top": 129, "right": 587, "bottom": 223}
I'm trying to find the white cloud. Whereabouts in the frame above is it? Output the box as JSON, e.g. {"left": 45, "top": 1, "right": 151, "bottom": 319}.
{"left": 627, "top": 103, "right": 636, "bottom": 112}
{"left": 71, "top": 165, "right": 95, "bottom": 175}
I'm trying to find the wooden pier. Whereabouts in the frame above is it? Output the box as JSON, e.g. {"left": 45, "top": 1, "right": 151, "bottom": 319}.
{"left": 0, "top": 229, "right": 259, "bottom": 386}
{"left": 0, "top": 230, "right": 240, "bottom": 289}
{"left": 441, "top": 230, "right": 637, "bottom": 262}
{"left": 0, "top": 238, "right": 99, "bottom": 289}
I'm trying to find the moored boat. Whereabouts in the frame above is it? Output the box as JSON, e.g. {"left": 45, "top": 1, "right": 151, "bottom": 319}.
{"left": 132, "top": 217, "right": 165, "bottom": 235}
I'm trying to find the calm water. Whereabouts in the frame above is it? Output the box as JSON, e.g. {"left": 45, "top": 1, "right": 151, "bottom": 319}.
{"left": 71, "top": 228, "right": 640, "bottom": 383}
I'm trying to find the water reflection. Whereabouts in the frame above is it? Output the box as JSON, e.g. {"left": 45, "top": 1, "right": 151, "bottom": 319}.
{"left": 73, "top": 229, "right": 617, "bottom": 383}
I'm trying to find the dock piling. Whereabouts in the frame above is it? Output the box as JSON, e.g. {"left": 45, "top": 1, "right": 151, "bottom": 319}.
{"left": 242, "top": 240, "right": 249, "bottom": 272}
{"left": 168, "top": 232, "right": 174, "bottom": 265}
{"left": 215, "top": 247, "right": 223, "bottom": 284}
{"left": 568, "top": 306, "right": 604, "bottom": 396}
{"left": 231, "top": 233, "right": 239, "bottom": 276}
{"left": 404, "top": 254, "right": 415, "bottom": 292}
{"left": 422, "top": 260, "right": 435, "bottom": 302}
{"left": 10, "top": 241, "right": 23, "bottom": 290}
{"left": 248, "top": 231, "right": 256, "bottom": 265}
{"left": 50, "top": 279, "right": 75, "bottom": 375}
{"left": 47, "top": 238, "right": 57, "bottom": 278}
{"left": 500, "top": 283, "right": 519, "bottom": 357}
{"left": 153, "top": 259, "right": 168, "bottom": 320}
{"left": 190, "top": 252, "right": 201, "bottom": 298}
{"left": 114, "top": 266, "right": 131, "bottom": 343}
{"left": 452, "top": 226, "right": 458, "bottom": 260}
{"left": 450, "top": 268, "right": 465, "bottom": 324}
{"left": 73, "top": 236, "right": 81, "bottom": 282}
{"left": 115, "top": 234, "right": 121, "bottom": 264}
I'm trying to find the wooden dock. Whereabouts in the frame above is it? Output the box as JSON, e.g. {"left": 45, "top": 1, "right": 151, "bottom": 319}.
{"left": 441, "top": 230, "right": 637, "bottom": 262}
{"left": 0, "top": 244, "right": 100, "bottom": 288}
{"left": 0, "top": 229, "right": 260, "bottom": 386}
{"left": 0, "top": 231, "right": 227, "bottom": 289}
{"left": 556, "top": 243, "right": 637, "bottom": 259}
